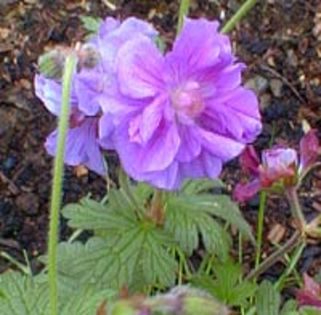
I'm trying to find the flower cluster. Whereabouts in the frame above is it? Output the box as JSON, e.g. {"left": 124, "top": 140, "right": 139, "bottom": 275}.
{"left": 35, "top": 16, "right": 262, "bottom": 190}
{"left": 234, "top": 130, "right": 319, "bottom": 202}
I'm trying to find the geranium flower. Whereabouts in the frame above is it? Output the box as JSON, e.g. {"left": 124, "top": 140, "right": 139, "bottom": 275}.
{"left": 35, "top": 17, "right": 158, "bottom": 175}
{"left": 100, "top": 18, "right": 262, "bottom": 190}
{"left": 297, "top": 273, "right": 321, "bottom": 310}
{"left": 234, "top": 130, "right": 319, "bottom": 202}
{"left": 35, "top": 75, "right": 106, "bottom": 175}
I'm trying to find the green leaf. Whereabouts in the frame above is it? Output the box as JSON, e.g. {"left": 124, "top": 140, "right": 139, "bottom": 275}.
{"left": 280, "top": 300, "right": 298, "bottom": 315}
{"left": 0, "top": 272, "right": 48, "bottom": 315}
{"left": 256, "top": 281, "right": 281, "bottom": 315}
{"left": 62, "top": 193, "right": 138, "bottom": 235}
{"left": 60, "top": 287, "right": 114, "bottom": 315}
{"left": 190, "top": 261, "right": 256, "bottom": 308}
{"left": 165, "top": 191, "right": 252, "bottom": 257}
{"left": 55, "top": 229, "right": 177, "bottom": 291}
{"left": 182, "top": 178, "right": 224, "bottom": 195}
{"left": 300, "top": 307, "right": 321, "bottom": 315}
{"left": 80, "top": 15, "right": 102, "bottom": 34}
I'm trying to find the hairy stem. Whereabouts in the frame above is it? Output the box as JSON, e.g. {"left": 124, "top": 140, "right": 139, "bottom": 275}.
{"left": 48, "top": 54, "right": 76, "bottom": 315}
{"left": 255, "top": 191, "right": 267, "bottom": 270}
{"left": 246, "top": 231, "right": 301, "bottom": 281}
{"left": 286, "top": 187, "right": 306, "bottom": 232}
{"left": 221, "top": 0, "right": 257, "bottom": 33}
{"left": 177, "top": 0, "right": 190, "bottom": 35}
{"left": 150, "top": 189, "right": 165, "bottom": 225}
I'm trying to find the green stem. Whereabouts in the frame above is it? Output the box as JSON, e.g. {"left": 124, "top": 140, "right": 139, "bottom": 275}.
{"left": 177, "top": 0, "right": 190, "bottom": 35}
{"left": 150, "top": 189, "right": 165, "bottom": 225}
{"left": 221, "top": 0, "right": 257, "bottom": 33}
{"left": 255, "top": 191, "right": 266, "bottom": 269}
{"left": 285, "top": 187, "right": 306, "bottom": 232}
{"left": 275, "top": 241, "right": 305, "bottom": 290}
{"left": 48, "top": 54, "right": 76, "bottom": 315}
{"left": 246, "top": 231, "right": 301, "bottom": 281}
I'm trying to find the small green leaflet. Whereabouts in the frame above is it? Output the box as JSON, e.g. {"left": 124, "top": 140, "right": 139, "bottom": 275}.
{"left": 80, "top": 16, "right": 102, "bottom": 34}
{"left": 190, "top": 261, "right": 256, "bottom": 308}
{"left": 256, "top": 281, "right": 281, "bottom": 315}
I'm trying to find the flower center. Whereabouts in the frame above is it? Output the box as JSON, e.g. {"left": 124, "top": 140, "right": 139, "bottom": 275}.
{"left": 171, "top": 81, "right": 204, "bottom": 119}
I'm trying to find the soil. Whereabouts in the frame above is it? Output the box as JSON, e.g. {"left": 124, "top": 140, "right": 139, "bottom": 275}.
{"left": 1, "top": 0, "right": 321, "bottom": 284}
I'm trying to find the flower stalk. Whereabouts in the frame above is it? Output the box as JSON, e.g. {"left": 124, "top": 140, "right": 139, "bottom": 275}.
{"left": 221, "top": 0, "right": 258, "bottom": 34}
{"left": 48, "top": 53, "right": 76, "bottom": 315}
{"left": 246, "top": 230, "right": 301, "bottom": 281}
{"left": 177, "top": 0, "right": 190, "bottom": 35}
{"left": 286, "top": 187, "right": 306, "bottom": 233}
{"left": 150, "top": 189, "right": 165, "bottom": 225}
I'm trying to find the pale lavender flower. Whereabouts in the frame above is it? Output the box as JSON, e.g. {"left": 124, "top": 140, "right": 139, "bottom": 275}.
{"left": 100, "top": 18, "right": 262, "bottom": 189}
{"left": 35, "top": 17, "right": 158, "bottom": 175}
{"left": 34, "top": 75, "right": 106, "bottom": 175}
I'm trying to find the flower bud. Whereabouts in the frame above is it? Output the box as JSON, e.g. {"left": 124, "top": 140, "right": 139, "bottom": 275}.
{"left": 38, "top": 49, "right": 66, "bottom": 79}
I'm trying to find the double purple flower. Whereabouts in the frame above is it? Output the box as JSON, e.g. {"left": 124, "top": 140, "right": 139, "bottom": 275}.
{"left": 36, "top": 17, "right": 262, "bottom": 190}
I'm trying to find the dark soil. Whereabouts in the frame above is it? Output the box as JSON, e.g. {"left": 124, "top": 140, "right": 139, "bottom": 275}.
{"left": 1, "top": 0, "right": 321, "bottom": 280}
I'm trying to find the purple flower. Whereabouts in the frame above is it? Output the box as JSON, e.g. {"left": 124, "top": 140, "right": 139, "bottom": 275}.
{"left": 297, "top": 273, "right": 321, "bottom": 310}
{"left": 234, "top": 130, "right": 319, "bottom": 202}
{"left": 35, "top": 17, "right": 158, "bottom": 175}
{"left": 100, "top": 18, "right": 262, "bottom": 190}
{"left": 75, "top": 17, "right": 158, "bottom": 137}
{"left": 35, "top": 74, "right": 106, "bottom": 175}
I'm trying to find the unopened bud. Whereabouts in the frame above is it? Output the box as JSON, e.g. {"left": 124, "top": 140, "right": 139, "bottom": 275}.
{"left": 77, "top": 43, "right": 101, "bottom": 70}
{"left": 38, "top": 49, "right": 66, "bottom": 79}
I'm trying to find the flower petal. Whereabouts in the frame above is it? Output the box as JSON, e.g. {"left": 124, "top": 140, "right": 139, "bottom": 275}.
{"left": 140, "top": 95, "right": 166, "bottom": 143}
{"left": 166, "top": 18, "right": 232, "bottom": 77}
{"left": 115, "top": 120, "right": 181, "bottom": 174}
{"left": 116, "top": 35, "right": 166, "bottom": 98}
{"left": 233, "top": 180, "right": 261, "bottom": 202}
{"left": 199, "top": 128, "right": 245, "bottom": 161}
{"left": 300, "top": 129, "right": 319, "bottom": 171}
{"left": 239, "top": 146, "right": 260, "bottom": 176}
{"left": 176, "top": 125, "right": 201, "bottom": 162}
{"left": 45, "top": 118, "right": 106, "bottom": 175}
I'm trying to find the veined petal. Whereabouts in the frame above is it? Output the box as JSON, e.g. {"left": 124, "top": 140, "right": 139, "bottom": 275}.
{"left": 116, "top": 35, "right": 166, "bottom": 98}
{"left": 45, "top": 118, "right": 106, "bottom": 175}
{"left": 99, "top": 113, "right": 114, "bottom": 150}
{"left": 176, "top": 125, "right": 201, "bottom": 162}
{"left": 34, "top": 75, "right": 63, "bottom": 116}
{"left": 115, "top": 120, "right": 180, "bottom": 174}
{"left": 199, "top": 128, "right": 245, "bottom": 161}
{"left": 140, "top": 95, "right": 166, "bottom": 143}
{"left": 166, "top": 18, "right": 232, "bottom": 76}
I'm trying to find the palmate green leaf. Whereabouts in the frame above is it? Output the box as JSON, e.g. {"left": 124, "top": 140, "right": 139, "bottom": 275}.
{"left": 62, "top": 183, "right": 151, "bottom": 233}
{"left": 0, "top": 272, "right": 48, "bottom": 315}
{"left": 0, "top": 271, "right": 114, "bottom": 315}
{"left": 165, "top": 190, "right": 253, "bottom": 257}
{"left": 256, "top": 281, "right": 281, "bottom": 315}
{"left": 56, "top": 226, "right": 177, "bottom": 291}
